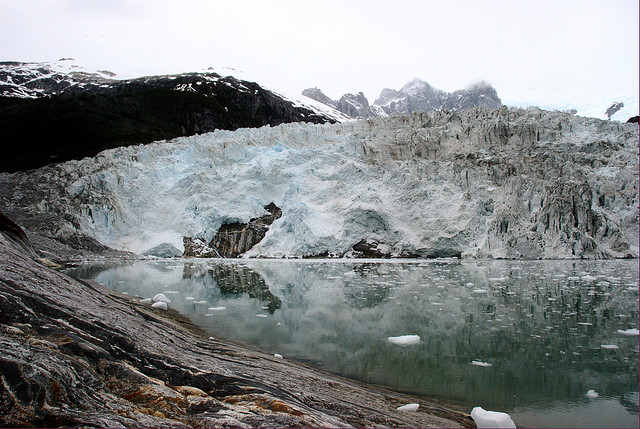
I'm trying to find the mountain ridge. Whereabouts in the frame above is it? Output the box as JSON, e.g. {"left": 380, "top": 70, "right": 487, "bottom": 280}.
{"left": 303, "top": 78, "right": 503, "bottom": 119}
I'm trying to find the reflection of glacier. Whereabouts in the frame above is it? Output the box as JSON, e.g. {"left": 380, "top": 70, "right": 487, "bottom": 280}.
{"left": 9, "top": 107, "right": 638, "bottom": 259}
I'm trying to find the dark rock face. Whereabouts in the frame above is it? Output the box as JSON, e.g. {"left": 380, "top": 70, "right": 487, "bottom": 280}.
{"left": 303, "top": 79, "right": 502, "bottom": 119}
{"left": 0, "top": 63, "right": 335, "bottom": 172}
{"left": 628, "top": 116, "right": 639, "bottom": 123}
{"left": 0, "top": 209, "right": 471, "bottom": 428}
{"left": 183, "top": 203, "right": 281, "bottom": 258}
{"left": 210, "top": 203, "right": 282, "bottom": 258}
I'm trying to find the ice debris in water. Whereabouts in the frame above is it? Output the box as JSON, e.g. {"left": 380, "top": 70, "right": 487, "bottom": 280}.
{"left": 153, "top": 293, "right": 171, "bottom": 303}
{"left": 256, "top": 314, "right": 268, "bottom": 318}
{"left": 387, "top": 335, "right": 421, "bottom": 346}
{"left": 617, "top": 328, "right": 639, "bottom": 336}
{"left": 471, "top": 360, "right": 492, "bottom": 367}
{"left": 600, "top": 344, "right": 619, "bottom": 349}
{"left": 274, "top": 353, "right": 283, "bottom": 359}
{"left": 396, "top": 403, "right": 419, "bottom": 411}
{"left": 140, "top": 298, "right": 152, "bottom": 304}
{"left": 208, "top": 306, "right": 226, "bottom": 311}
{"left": 151, "top": 301, "right": 168, "bottom": 310}
{"left": 470, "top": 407, "right": 516, "bottom": 428}
{"left": 586, "top": 390, "right": 599, "bottom": 398}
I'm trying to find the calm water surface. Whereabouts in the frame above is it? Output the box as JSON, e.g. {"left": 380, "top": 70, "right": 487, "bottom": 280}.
{"left": 65, "top": 258, "right": 639, "bottom": 428}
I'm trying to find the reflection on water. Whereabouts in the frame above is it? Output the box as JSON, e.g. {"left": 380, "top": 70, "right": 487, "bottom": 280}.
{"left": 65, "top": 258, "right": 639, "bottom": 428}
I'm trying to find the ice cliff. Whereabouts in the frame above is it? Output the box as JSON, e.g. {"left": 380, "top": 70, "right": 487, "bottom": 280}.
{"left": 1, "top": 107, "right": 637, "bottom": 259}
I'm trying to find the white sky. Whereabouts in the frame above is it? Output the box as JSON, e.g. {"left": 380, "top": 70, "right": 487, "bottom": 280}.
{"left": 1, "top": 0, "right": 638, "bottom": 118}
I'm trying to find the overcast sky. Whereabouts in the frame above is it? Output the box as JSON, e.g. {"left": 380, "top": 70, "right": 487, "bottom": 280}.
{"left": 1, "top": 0, "right": 638, "bottom": 117}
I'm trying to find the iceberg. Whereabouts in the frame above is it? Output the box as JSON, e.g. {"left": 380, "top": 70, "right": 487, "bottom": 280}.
{"left": 387, "top": 335, "right": 421, "bottom": 346}
{"left": 470, "top": 407, "right": 516, "bottom": 429}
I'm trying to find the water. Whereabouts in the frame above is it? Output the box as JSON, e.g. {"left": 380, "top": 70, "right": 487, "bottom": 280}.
{"left": 65, "top": 258, "right": 639, "bottom": 428}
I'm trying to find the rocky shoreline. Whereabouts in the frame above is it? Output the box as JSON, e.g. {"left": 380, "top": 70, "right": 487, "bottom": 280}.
{"left": 0, "top": 214, "right": 473, "bottom": 428}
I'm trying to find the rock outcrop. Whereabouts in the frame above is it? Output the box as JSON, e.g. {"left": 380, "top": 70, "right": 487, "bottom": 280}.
{"left": 210, "top": 203, "right": 282, "bottom": 258}
{"left": 0, "top": 213, "right": 471, "bottom": 428}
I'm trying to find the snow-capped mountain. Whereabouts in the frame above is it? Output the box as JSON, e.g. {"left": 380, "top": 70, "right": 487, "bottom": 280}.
{"left": 303, "top": 79, "right": 503, "bottom": 119}
{"left": 0, "top": 59, "right": 347, "bottom": 171}
{"left": 2, "top": 107, "right": 637, "bottom": 260}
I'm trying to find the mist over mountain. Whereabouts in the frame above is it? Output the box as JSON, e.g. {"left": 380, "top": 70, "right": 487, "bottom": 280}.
{"left": 303, "top": 79, "right": 503, "bottom": 119}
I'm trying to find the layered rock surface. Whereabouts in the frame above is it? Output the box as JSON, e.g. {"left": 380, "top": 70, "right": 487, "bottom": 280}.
{"left": 0, "top": 107, "right": 637, "bottom": 259}
{"left": 0, "top": 214, "right": 470, "bottom": 428}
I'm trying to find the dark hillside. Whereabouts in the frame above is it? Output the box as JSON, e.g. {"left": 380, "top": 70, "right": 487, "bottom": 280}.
{"left": 0, "top": 74, "right": 331, "bottom": 172}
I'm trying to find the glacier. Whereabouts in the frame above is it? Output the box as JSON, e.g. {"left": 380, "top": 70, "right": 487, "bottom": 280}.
{"left": 1, "top": 106, "right": 637, "bottom": 259}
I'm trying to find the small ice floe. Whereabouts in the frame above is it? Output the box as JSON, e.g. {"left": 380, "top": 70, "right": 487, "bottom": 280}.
{"left": 276, "top": 322, "right": 282, "bottom": 326}
{"left": 387, "top": 335, "right": 421, "bottom": 346}
{"left": 256, "top": 314, "right": 268, "bottom": 318}
{"left": 581, "top": 275, "right": 598, "bottom": 282}
{"left": 470, "top": 407, "right": 516, "bottom": 429}
{"left": 396, "top": 403, "right": 419, "bottom": 412}
{"left": 466, "top": 282, "right": 475, "bottom": 286}
{"left": 617, "top": 328, "right": 639, "bottom": 336}
{"left": 153, "top": 293, "right": 171, "bottom": 304}
{"left": 151, "top": 301, "right": 168, "bottom": 310}
{"left": 208, "top": 336, "right": 215, "bottom": 340}
{"left": 577, "top": 322, "right": 593, "bottom": 326}
{"left": 274, "top": 353, "right": 283, "bottom": 359}
{"left": 586, "top": 390, "right": 599, "bottom": 398}
{"left": 117, "top": 280, "right": 125, "bottom": 284}
{"left": 140, "top": 298, "right": 152, "bottom": 304}
{"left": 208, "top": 306, "right": 226, "bottom": 311}
{"left": 163, "top": 290, "right": 180, "bottom": 294}
{"left": 600, "top": 344, "right": 619, "bottom": 349}
{"left": 185, "top": 297, "right": 195, "bottom": 301}
{"left": 471, "top": 360, "right": 492, "bottom": 367}
{"left": 193, "top": 300, "right": 208, "bottom": 305}
{"left": 472, "top": 289, "right": 488, "bottom": 294}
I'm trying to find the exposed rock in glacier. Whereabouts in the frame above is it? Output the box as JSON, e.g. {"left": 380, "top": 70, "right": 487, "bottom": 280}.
{"left": 209, "top": 202, "right": 282, "bottom": 257}
{"left": 0, "top": 107, "right": 637, "bottom": 259}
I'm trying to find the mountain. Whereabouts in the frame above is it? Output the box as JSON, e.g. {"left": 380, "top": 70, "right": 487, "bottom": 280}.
{"left": 2, "top": 107, "right": 637, "bottom": 260}
{"left": 0, "top": 60, "right": 346, "bottom": 172}
{"left": 303, "top": 78, "right": 503, "bottom": 119}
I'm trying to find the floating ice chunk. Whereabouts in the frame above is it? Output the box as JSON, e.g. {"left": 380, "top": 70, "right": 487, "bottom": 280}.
{"left": 151, "top": 301, "right": 168, "bottom": 310}
{"left": 586, "top": 390, "right": 599, "bottom": 398}
{"left": 581, "top": 275, "right": 598, "bottom": 282}
{"left": 185, "top": 297, "right": 195, "bottom": 300}
{"left": 470, "top": 407, "right": 516, "bottom": 428}
{"left": 472, "top": 289, "right": 488, "bottom": 294}
{"left": 208, "top": 336, "right": 215, "bottom": 340}
{"left": 471, "top": 360, "right": 492, "bottom": 367}
{"left": 140, "top": 298, "right": 152, "bottom": 304}
{"left": 396, "top": 403, "right": 419, "bottom": 411}
{"left": 208, "top": 306, "right": 226, "bottom": 311}
{"left": 163, "top": 290, "right": 179, "bottom": 294}
{"left": 274, "top": 353, "right": 283, "bottom": 359}
{"left": 256, "top": 314, "right": 268, "bottom": 318}
{"left": 600, "top": 344, "right": 619, "bottom": 349}
{"left": 387, "top": 335, "right": 421, "bottom": 346}
{"left": 153, "top": 293, "right": 171, "bottom": 303}
{"left": 617, "top": 328, "right": 639, "bottom": 336}
{"left": 193, "top": 300, "right": 207, "bottom": 305}
{"left": 466, "top": 282, "right": 475, "bottom": 286}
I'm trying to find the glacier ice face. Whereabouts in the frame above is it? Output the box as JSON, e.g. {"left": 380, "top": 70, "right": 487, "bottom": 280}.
{"left": 2, "top": 107, "right": 638, "bottom": 259}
